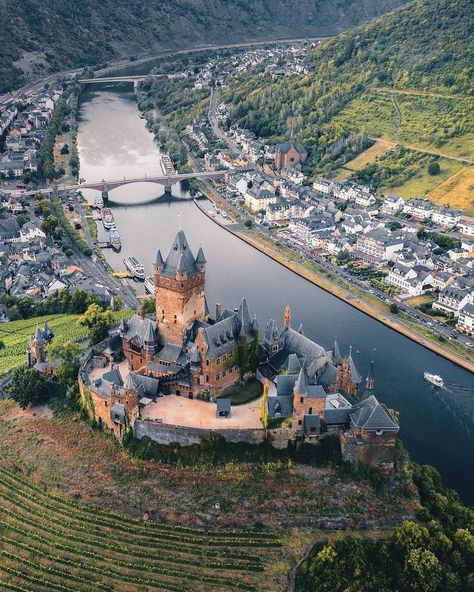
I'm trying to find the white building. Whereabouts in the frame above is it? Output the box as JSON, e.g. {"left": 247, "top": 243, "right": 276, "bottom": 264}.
{"left": 433, "top": 287, "right": 473, "bottom": 317}
{"left": 456, "top": 303, "right": 474, "bottom": 337}
{"left": 431, "top": 206, "right": 461, "bottom": 227}
{"left": 457, "top": 216, "right": 474, "bottom": 237}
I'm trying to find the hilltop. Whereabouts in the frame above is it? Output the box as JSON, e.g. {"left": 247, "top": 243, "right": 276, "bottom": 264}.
{"left": 224, "top": 0, "right": 474, "bottom": 210}
{"left": 0, "top": 0, "right": 408, "bottom": 94}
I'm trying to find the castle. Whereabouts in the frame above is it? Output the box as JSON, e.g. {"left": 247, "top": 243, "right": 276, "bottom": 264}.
{"left": 71, "top": 229, "right": 399, "bottom": 473}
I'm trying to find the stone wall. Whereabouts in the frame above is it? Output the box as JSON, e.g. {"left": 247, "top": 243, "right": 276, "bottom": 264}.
{"left": 134, "top": 419, "right": 266, "bottom": 447}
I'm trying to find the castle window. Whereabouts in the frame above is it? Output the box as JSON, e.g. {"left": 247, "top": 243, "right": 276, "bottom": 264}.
{"left": 215, "top": 373, "right": 220, "bottom": 381}
{"left": 272, "top": 345, "right": 278, "bottom": 352}
{"left": 309, "top": 407, "right": 312, "bottom": 415}
{"left": 376, "top": 429, "right": 383, "bottom": 436}
{"left": 105, "top": 402, "right": 108, "bottom": 407}
{"left": 173, "top": 314, "right": 177, "bottom": 324}
{"left": 206, "top": 359, "right": 209, "bottom": 366}
{"left": 205, "top": 375, "right": 209, "bottom": 383}
{"left": 298, "top": 420, "right": 302, "bottom": 426}
{"left": 300, "top": 397, "right": 304, "bottom": 403}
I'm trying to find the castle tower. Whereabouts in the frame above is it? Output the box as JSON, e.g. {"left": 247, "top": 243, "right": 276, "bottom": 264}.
{"left": 154, "top": 230, "right": 207, "bottom": 345}
{"left": 28, "top": 324, "right": 46, "bottom": 366}
{"left": 283, "top": 304, "right": 292, "bottom": 330}
{"left": 293, "top": 366, "right": 308, "bottom": 420}
{"left": 365, "top": 360, "right": 375, "bottom": 392}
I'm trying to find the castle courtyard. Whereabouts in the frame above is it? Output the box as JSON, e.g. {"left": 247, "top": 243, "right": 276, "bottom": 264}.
{"left": 141, "top": 394, "right": 263, "bottom": 430}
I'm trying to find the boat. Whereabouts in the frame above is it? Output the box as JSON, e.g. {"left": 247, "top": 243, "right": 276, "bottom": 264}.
{"left": 94, "top": 195, "right": 104, "bottom": 209}
{"left": 139, "top": 113, "right": 146, "bottom": 119}
{"left": 144, "top": 276, "right": 156, "bottom": 296}
{"left": 424, "top": 372, "right": 444, "bottom": 388}
{"left": 124, "top": 256, "right": 145, "bottom": 280}
{"left": 101, "top": 207, "right": 115, "bottom": 230}
{"left": 109, "top": 229, "right": 121, "bottom": 252}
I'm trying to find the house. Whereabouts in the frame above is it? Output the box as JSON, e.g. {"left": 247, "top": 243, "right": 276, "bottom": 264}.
{"left": 312, "top": 178, "right": 332, "bottom": 194}
{"left": 403, "top": 199, "right": 434, "bottom": 221}
{"left": 265, "top": 199, "right": 309, "bottom": 223}
{"left": 431, "top": 206, "right": 461, "bottom": 228}
{"left": 355, "top": 229, "right": 403, "bottom": 265}
{"left": 244, "top": 187, "right": 278, "bottom": 212}
{"left": 381, "top": 195, "right": 404, "bottom": 214}
{"left": 456, "top": 303, "right": 474, "bottom": 337}
{"left": 385, "top": 264, "right": 435, "bottom": 297}
{"left": 432, "top": 287, "right": 473, "bottom": 317}
{"left": 457, "top": 216, "right": 474, "bottom": 237}
{"left": 19, "top": 222, "right": 46, "bottom": 243}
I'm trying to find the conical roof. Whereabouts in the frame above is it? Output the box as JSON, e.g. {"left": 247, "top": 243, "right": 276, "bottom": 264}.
{"left": 237, "top": 297, "right": 252, "bottom": 336}
{"left": 298, "top": 323, "right": 305, "bottom": 336}
{"left": 295, "top": 366, "right": 308, "bottom": 393}
{"left": 143, "top": 320, "right": 156, "bottom": 344}
{"left": 156, "top": 249, "right": 164, "bottom": 267}
{"left": 333, "top": 339, "right": 342, "bottom": 365}
{"left": 195, "top": 246, "right": 206, "bottom": 264}
{"left": 348, "top": 347, "right": 362, "bottom": 384}
{"left": 160, "top": 230, "right": 199, "bottom": 278}
{"left": 251, "top": 313, "right": 258, "bottom": 332}
{"left": 190, "top": 346, "right": 201, "bottom": 365}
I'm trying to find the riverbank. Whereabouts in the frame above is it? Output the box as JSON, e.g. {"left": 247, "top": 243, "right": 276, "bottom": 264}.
{"left": 193, "top": 197, "right": 474, "bottom": 373}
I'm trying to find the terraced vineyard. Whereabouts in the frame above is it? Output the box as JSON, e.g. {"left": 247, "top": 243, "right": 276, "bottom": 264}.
{"left": 0, "top": 464, "right": 282, "bottom": 591}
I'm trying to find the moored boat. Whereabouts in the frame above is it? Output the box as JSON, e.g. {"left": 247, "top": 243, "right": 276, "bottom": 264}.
{"left": 109, "top": 229, "right": 121, "bottom": 252}
{"left": 424, "top": 372, "right": 444, "bottom": 388}
{"left": 94, "top": 195, "right": 104, "bottom": 209}
{"left": 101, "top": 207, "right": 115, "bottom": 230}
{"left": 124, "top": 256, "right": 145, "bottom": 280}
{"left": 144, "top": 276, "right": 156, "bottom": 296}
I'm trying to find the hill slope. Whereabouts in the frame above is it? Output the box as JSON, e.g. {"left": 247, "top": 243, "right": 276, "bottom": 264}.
{"left": 223, "top": 0, "right": 474, "bottom": 208}
{"left": 0, "top": 0, "right": 408, "bottom": 93}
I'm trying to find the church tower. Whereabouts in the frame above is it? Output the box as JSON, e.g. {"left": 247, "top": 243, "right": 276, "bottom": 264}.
{"left": 154, "top": 230, "right": 207, "bottom": 344}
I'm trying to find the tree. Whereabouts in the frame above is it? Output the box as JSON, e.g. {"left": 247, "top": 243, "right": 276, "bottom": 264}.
{"left": 78, "top": 304, "right": 113, "bottom": 344}
{"left": 390, "top": 303, "right": 399, "bottom": 314}
{"left": 8, "top": 366, "right": 49, "bottom": 409}
{"left": 428, "top": 162, "right": 440, "bottom": 176}
{"left": 15, "top": 214, "right": 30, "bottom": 228}
{"left": 41, "top": 215, "right": 59, "bottom": 235}
{"left": 0, "top": 340, "right": 4, "bottom": 350}
{"left": 48, "top": 341, "right": 82, "bottom": 389}
{"left": 244, "top": 219, "right": 253, "bottom": 229}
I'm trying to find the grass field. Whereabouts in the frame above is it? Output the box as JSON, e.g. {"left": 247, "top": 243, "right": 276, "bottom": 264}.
{"left": 0, "top": 463, "right": 281, "bottom": 592}
{"left": 220, "top": 378, "right": 263, "bottom": 405}
{"left": 428, "top": 166, "right": 474, "bottom": 214}
{"left": 0, "top": 314, "right": 88, "bottom": 376}
{"left": 380, "top": 157, "right": 464, "bottom": 199}
{"left": 344, "top": 139, "right": 394, "bottom": 171}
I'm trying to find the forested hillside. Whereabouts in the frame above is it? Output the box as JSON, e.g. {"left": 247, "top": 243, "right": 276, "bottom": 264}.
{"left": 223, "top": 0, "right": 474, "bottom": 209}
{"left": 0, "top": 0, "right": 407, "bottom": 93}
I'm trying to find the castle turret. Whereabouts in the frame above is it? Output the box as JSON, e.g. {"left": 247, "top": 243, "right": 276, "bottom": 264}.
{"left": 365, "top": 360, "right": 375, "bottom": 393}
{"left": 283, "top": 304, "right": 292, "bottom": 330}
{"left": 154, "top": 230, "right": 207, "bottom": 344}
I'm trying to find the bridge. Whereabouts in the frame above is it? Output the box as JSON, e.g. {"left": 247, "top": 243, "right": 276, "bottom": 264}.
{"left": 6, "top": 169, "right": 244, "bottom": 201}
{"left": 77, "top": 75, "right": 164, "bottom": 85}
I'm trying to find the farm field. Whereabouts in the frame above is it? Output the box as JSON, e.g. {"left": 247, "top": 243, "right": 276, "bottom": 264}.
{"left": 0, "top": 463, "right": 282, "bottom": 592}
{"left": 343, "top": 139, "right": 394, "bottom": 171}
{"left": 0, "top": 314, "right": 88, "bottom": 376}
{"left": 428, "top": 166, "right": 474, "bottom": 214}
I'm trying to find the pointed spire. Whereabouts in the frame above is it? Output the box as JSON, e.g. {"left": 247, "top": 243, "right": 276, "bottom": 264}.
{"left": 238, "top": 297, "right": 251, "bottom": 334}
{"left": 295, "top": 366, "right": 308, "bottom": 394}
{"left": 156, "top": 249, "right": 164, "bottom": 268}
{"left": 118, "top": 316, "right": 127, "bottom": 334}
{"left": 365, "top": 361, "right": 375, "bottom": 391}
{"left": 283, "top": 304, "right": 291, "bottom": 330}
{"left": 348, "top": 346, "right": 362, "bottom": 384}
{"left": 125, "top": 372, "right": 137, "bottom": 390}
{"left": 251, "top": 313, "right": 258, "bottom": 332}
{"left": 195, "top": 246, "right": 206, "bottom": 265}
{"left": 298, "top": 322, "right": 304, "bottom": 336}
{"left": 333, "top": 338, "right": 342, "bottom": 365}
{"left": 143, "top": 320, "right": 156, "bottom": 345}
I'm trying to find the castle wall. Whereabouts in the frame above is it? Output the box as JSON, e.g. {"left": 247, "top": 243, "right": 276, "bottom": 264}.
{"left": 134, "top": 419, "right": 266, "bottom": 446}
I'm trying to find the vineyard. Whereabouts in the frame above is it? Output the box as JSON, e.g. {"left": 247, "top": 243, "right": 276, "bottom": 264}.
{"left": 0, "top": 463, "right": 282, "bottom": 591}
{"left": 0, "top": 314, "right": 88, "bottom": 376}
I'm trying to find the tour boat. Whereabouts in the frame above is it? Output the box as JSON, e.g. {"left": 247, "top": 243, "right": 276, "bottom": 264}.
{"left": 124, "top": 256, "right": 145, "bottom": 280}
{"left": 101, "top": 208, "right": 115, "bottom": 230}
{"left": 109, "top": 229, "right": 122, "bottom": 252}
{"left": 94, "top": 196, "right": 104, "bottom": 209}
{"left": 424, "top": 372, "right": 444, "bottom": 388}
{"left": 144, "top": 276, "right": 156, "bottom": 296}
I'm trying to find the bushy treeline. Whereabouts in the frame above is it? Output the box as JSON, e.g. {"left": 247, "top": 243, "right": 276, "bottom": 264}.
{"left": 296, "top": 463, "right": 474, "bottom": 592}
{"left": 0, "top": 289, "right": 99, "bottom": 321}
{"left": 39, "top": 98, "right": 71, "bottom": 180}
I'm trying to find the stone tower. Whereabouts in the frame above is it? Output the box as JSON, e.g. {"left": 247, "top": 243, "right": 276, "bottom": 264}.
{"left": 28, "top": 325, "right": 46, "bottom": 366}
{"left": 154, "top": 230, "right": 207, "bottom": 344}
{"left": 283, "top": 304, "right": 292, "bottom": 330}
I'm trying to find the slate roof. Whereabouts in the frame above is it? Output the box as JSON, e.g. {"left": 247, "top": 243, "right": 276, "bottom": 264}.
{"left": 275, "top": 138, "right": 307, "bottom": 159}
{"left": 283, "top": 353, "right": 301, "bottom": 374}
{"left": 125, "top": 372, "right": 160, "bottom": 397}
{"left": 159, "top": 230, "right": 202, "bottom": 278}
{"left": 349, "top": 395, "right": 399, "bottom": 432}
{"left": 275, "top": 374, "right": 297, "bottom": 397}
{"left": 267, "top": 395, "right": 293, "bottom": 418}
{"left": 303, "top": 414, "right": 321, "bottom": 436}
{"left": 102, "top": 367, "right": 123, "bottom": 387}
{"left": 122, "top": 314, "right": 158, "bottom": 348}
{"left": 216, "top": 398, "right": 231, "bottom": 414}
{"left": 156, "top": 343, "right": 183, "bottom": 364}
{"left": 281, "top": 327, "right": 326, "bottom": 360}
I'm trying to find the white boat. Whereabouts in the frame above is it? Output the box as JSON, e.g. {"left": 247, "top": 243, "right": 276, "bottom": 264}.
{"left": 124, "top": 256, "right": 145, "bottom": 280}
{"left": 94, "top": 196, "right": 104, "bottom": 209}
{"left": 101, "top": 207, "right": 115, "bottom": 230}
{"left": 144, "top": 276, "right": 156, "bottom": 296}
{"left": 424, "top": 372, "right": 444, "bottom": 388}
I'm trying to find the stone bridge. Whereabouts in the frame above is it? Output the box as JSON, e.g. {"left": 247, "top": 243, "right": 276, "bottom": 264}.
{"left": 77, "top": 75, "right": 164, "bottom": 85}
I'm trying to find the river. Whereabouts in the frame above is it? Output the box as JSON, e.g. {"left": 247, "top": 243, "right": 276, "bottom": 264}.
{"left": 77, "top": 84, "right": 474, "bottom": 504}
